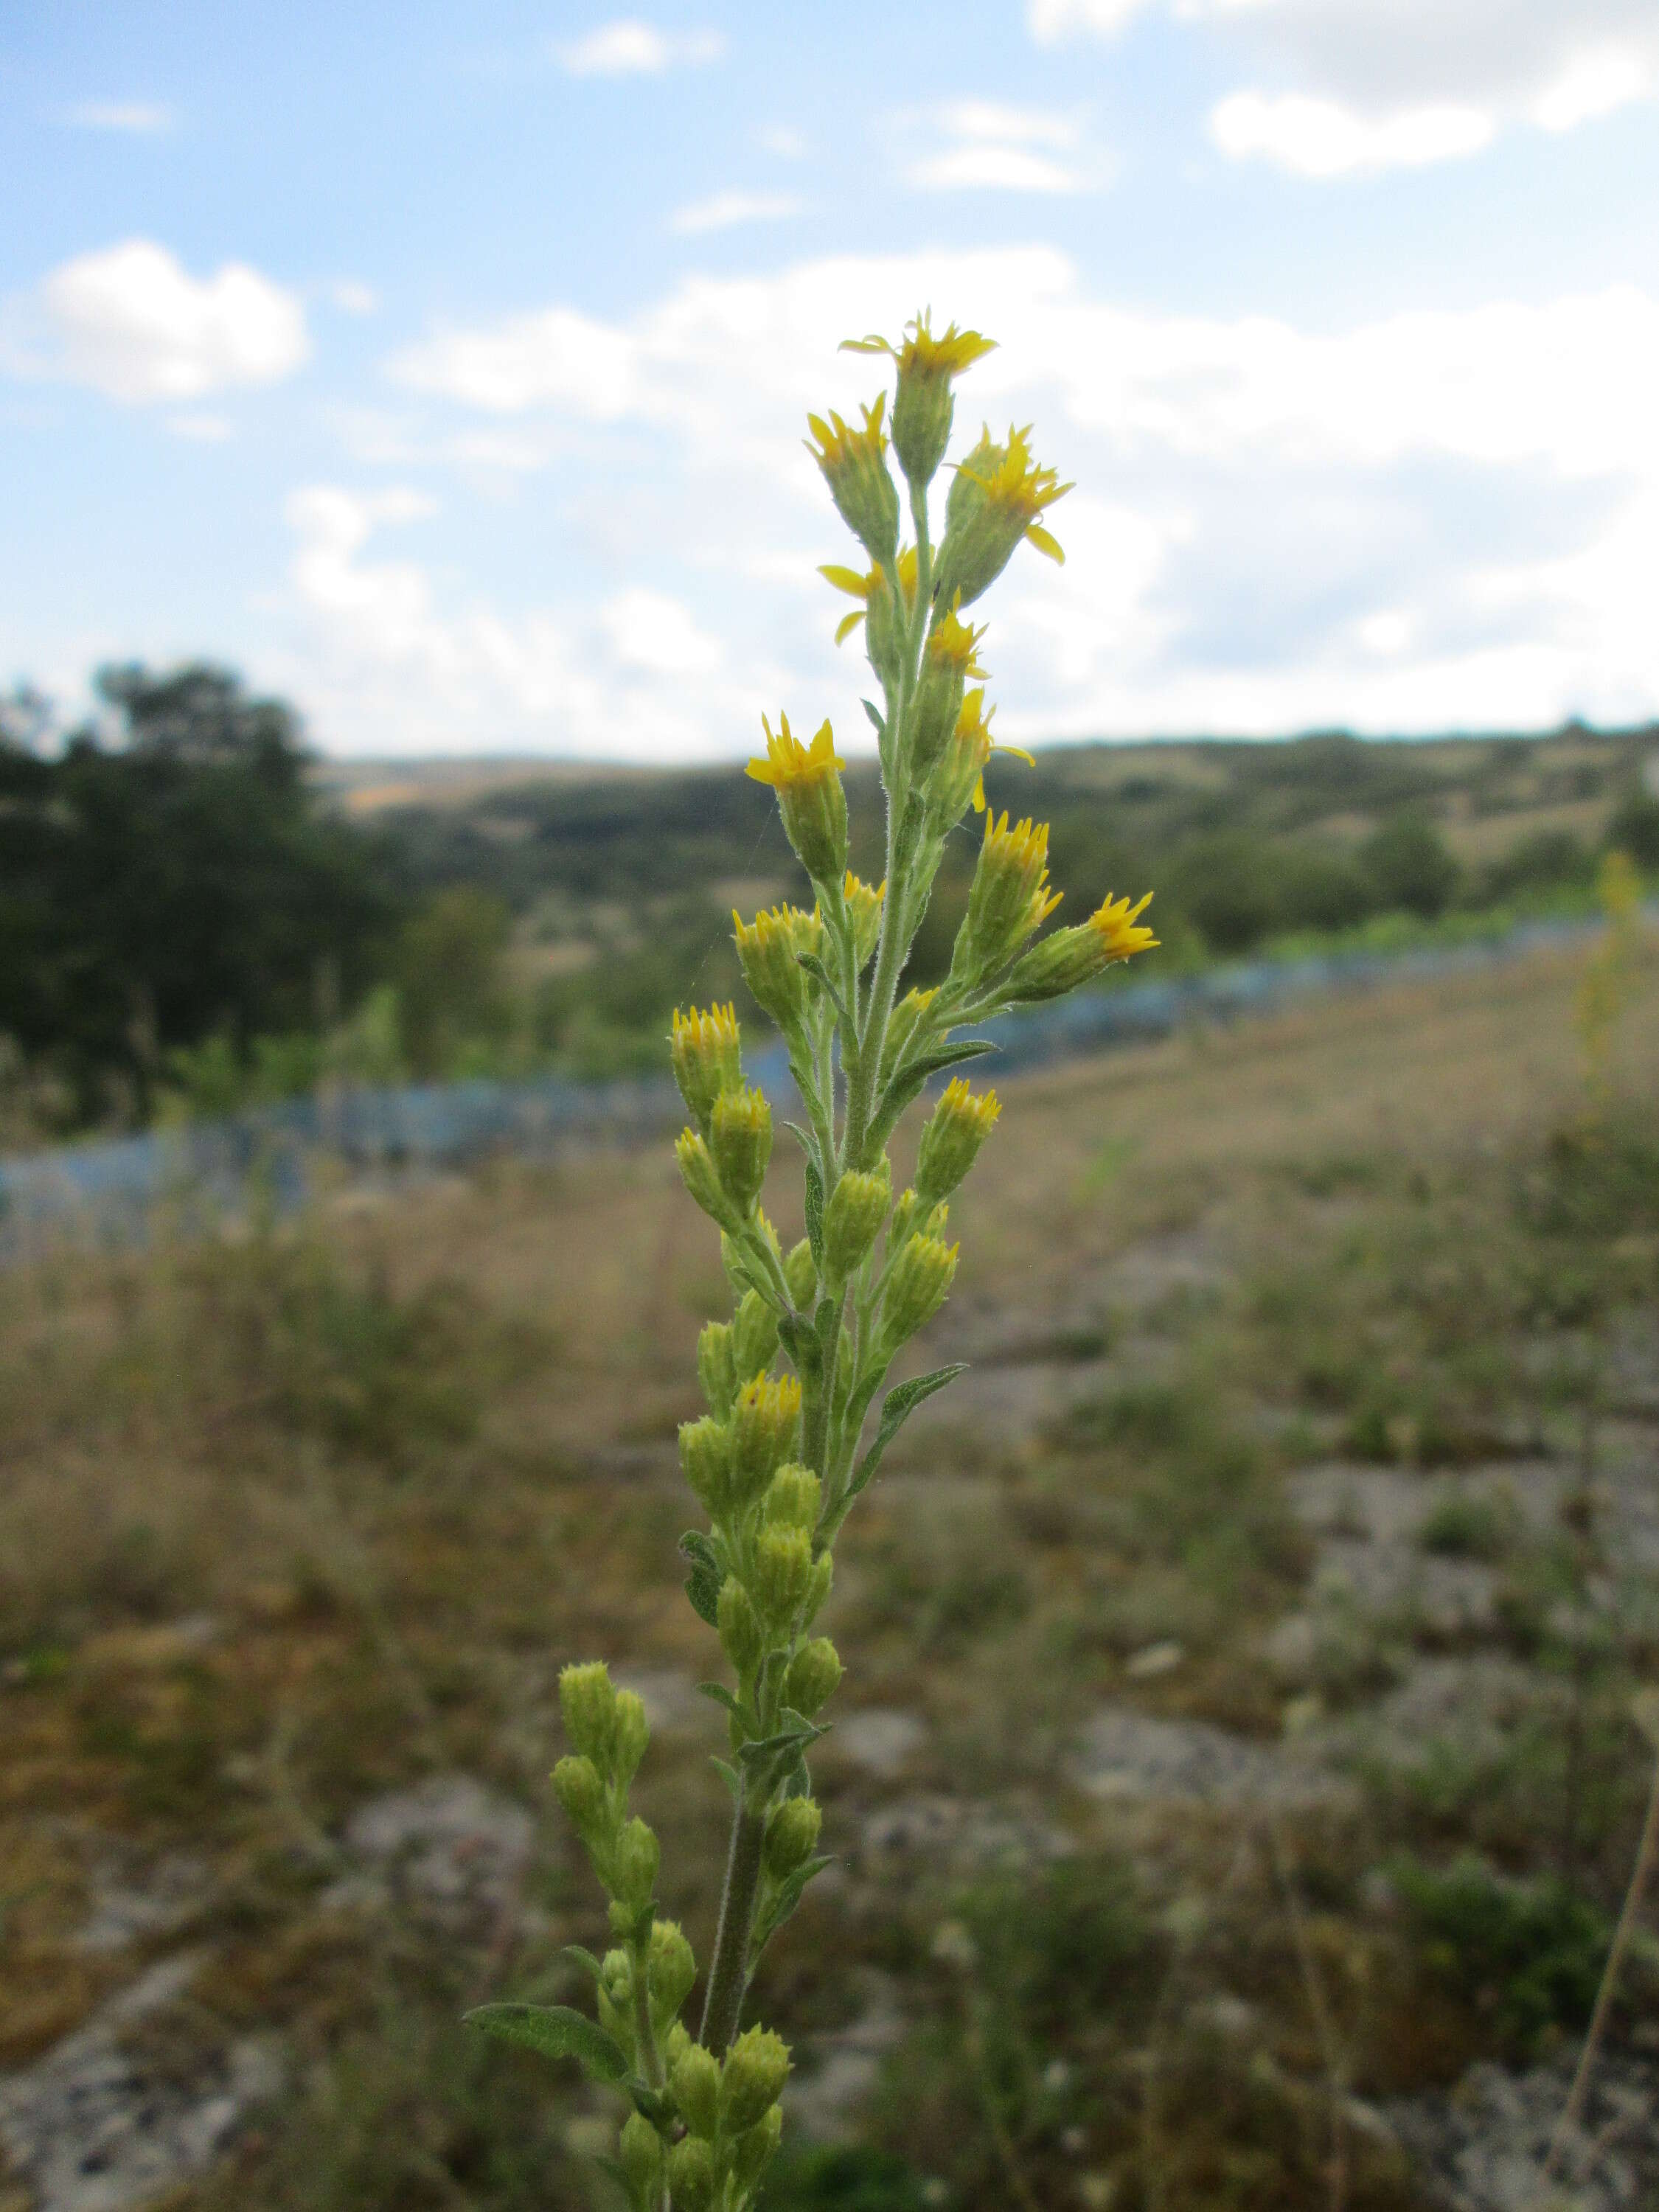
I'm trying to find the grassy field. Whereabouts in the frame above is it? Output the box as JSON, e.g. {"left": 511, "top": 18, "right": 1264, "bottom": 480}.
{"left": 1, "top": 937, "right": 1658, "bottom": 2212}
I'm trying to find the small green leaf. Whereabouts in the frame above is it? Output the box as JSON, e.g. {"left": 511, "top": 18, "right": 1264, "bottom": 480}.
{"left": 563, "top": 1945, "right": 603, "bottom": 1980}
{"left": 629, "top": 2083, "right": 675, "bottom": 2128}
{"left": 697, "top": 1681, "right": 747, "bottom": 1722}
{"left": 712, "top": 1756, "right": 742, "bottom": 1799}
{"left": 796, "top": 953, "right": 849, "bottom": 1026}
{"left": 680, "top": 1531, "right": 724, "bottom": 1629}
{"left": 879, "top": 1038, "right": 996, "bottom": 1127}
{"left": 465, "top": 2003, "right": 628, "bottom": 2082}
{"left": 850, "top": 1364, "right": 969, "bottom": 1500}
{"left": 803, "top": 1153, "right": 827, "bottom": 1270}
{"left": 862, "top": 698, "right": 886, "bottom": 738}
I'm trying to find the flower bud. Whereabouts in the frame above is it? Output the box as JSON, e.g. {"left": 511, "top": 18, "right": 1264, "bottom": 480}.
{"left": 648, "top": 1918, "right": 697, "bottom": 2028}
{"left": 678, "top": 1128, "right": 740, "bottom": 1232}
{"left": 915, "top": 1079, "right": 1001, "bottom": 1205}
{"left": 619, "top": 2112, "right": 663, "bottom": 2205}
{"left": 754, "top": 1526, "right": 814, "bottom": 1630}
{"left": 762, "top": 1462, "right": 821, "bottom": 1533}
{"left": 720, "top": 2025, "right": 792, "bottom": 2135}
{"left": 824, "top": 1162, "right": 891, "bottom": 1278}
{"left": 717, "top": 1575, "right": 764, "bottom": 1678}
{"left": 560, "top": 1661, "right": 617, "bottom": 1770}
{"left": 844, "top": 315, "right": 996, "bottom": 490}
{"left": 953, "top": 811, "right": 1062, "bottom": 981}
{"left": 667, "top": 2134, "right": 717, "bottom": 2212}
{"left": 783, "top": 1237, "right": 818, "bottom": 1310}
{"left": 879, "top": 987, "right": 936, "bottom": 1085}
{"left": 928, "top": 686, "right": 996, "bottom": 824}
{"left": 1004, "top": 891, "right": 1158, "bottom": 1002}
{"left": 734, "top": 902, "right": 821, "bottom": 1032}
{"left": 883, "top": 1232, "right": 959, "bottom": 1344}
{"left": 731, "top": 1373, "right": 802, "bottom": 1503}
{"left": 729, "top": 2104, "right": 785, "bottom": 2197}
{"left": 612, "top": 1689, "right": 649, "bottom": 1787}
{"left": 679, "top": 1415, "right": 733, "bottom": 1519}
{"left": 936, "top": 423, "right": 1070, "bottom": 611}
{"left": 598, "top": 1947, "right": 635, "bottom": 2059}
{"left": 805, "top": 393, "right": 899, "bottom": 562}
{"left": 669, "top": 1003, "right": 742, "bottom": 1134}
{"left": 804, "top": 1549, "right": 834, "bottom": 1624}
{"left": 670, "top": 2040, "right": 723, "bottom": 2140}
{"left": 843, "top": 873, "right": 884, "bottom": 968}
{"left": 664, "top": 2020, "right": 691, "bottom": 2071}
{"left": 732, "top": 1287, "right": 780, "bottom": 1383}
{"left": 911, "top": 605, "right": 987, "bottom": 780}
{"left": 551, "top": 1753, "right": 606, "bottom": 1840}
{"left": 613, "top": 1815, "right": 660, "bottom": 1910}
{"left": 747, "top": 714, "right": 848, "bottom": 888}
{"left": 784, "top": 1636, "right": 842, "bottom": 1717}
{"left": 764, "top": 1795, "right": 823, "bottom": 1880}
{"left": 697, "top": 1321, "right": 737, "bottom": 1415}
{"left": 711, "top": 1085, "right": 772, "bottom": 1218}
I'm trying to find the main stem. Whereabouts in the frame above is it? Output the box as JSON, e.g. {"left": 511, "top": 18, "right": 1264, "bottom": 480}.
{"left": 700, "top": 1798, "right": 766, "bottom": 2056}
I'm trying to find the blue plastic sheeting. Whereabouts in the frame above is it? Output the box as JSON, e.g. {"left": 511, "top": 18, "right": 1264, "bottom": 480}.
{"left": 0, "top": 913, "right": 1604, "bottom": 1254}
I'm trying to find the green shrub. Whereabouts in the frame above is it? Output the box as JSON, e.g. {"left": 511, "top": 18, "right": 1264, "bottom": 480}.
{"left": 1394, "top": 1854, "right": 1612, "bottom": 2055}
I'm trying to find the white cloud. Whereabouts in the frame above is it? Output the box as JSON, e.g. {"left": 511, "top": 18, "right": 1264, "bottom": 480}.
{"left": 1210, "top": 92, "right": 1494, "bottom": 176}
{"left": 1531, "top": 43, "right": 1655, "bottom": 130}
{"left": 1027, "top": 0, "right": 1150, "bottom": 38}
{"left": 28, "top": 239, "right": 307, "bottom": 403}
{"left": 329, "top": 279, "right": 379, "bottom": 316}
{"left": 556, "top": 19, "right": 723, "bottom": 76}
{"left": 670, "top": 191, "right": 803, "bottom": 236}
{"left": 288, "top": 247, "right": 1659, "bottom": 754}
{"left": 757, "top": 124, "right": 807, "bottom": 159}
{"left": 905, "top": 102, "right": 1098, "bottom": 194}
{"left": 63, "top": 100, "right": 173, "bottom": 134}
{"left": 168, "top": 411, "right": 234, "bottom": 442}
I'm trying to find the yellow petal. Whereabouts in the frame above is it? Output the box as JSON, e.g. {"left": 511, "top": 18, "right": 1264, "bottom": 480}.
{"left": 1025, "top": 524, "right": 1065, "bottom": 565}
{"left": 819, "top": 563, "right": 871, "bottom": 599}
{"left": 834, "top": 609, "right": 866, "bottom": 645}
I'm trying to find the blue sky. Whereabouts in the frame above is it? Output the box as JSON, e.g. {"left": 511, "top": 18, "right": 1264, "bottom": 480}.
{"left": 4, "top": 1, "right": 1659, "bottom": 759}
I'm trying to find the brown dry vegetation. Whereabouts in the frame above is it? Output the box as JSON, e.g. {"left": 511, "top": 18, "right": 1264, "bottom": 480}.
{"left": 1, "top": 941, "right": 1658, "bottom": 2212}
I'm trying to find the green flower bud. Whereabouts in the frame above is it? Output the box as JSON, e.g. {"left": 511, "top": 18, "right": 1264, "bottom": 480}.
{"left": 783, "top": 1237, "right": 818, "bottom": 1310}
{"left": 667, "top": 2134, "right": 717, "bottom": 2212}
{"left": 613, "top": 1815, "right": 660, "bottom": 1910}
{"left": 717, "top": 1575, "right": 763, "bottom": 1678}
{"left": 915, "top": 1078, "right": 1001, "bottom": 1205}
{"left": 804, "top": 1548, "right": 834, "bottom": 1624}
{"left": 953, "top": 810, "right": 1060, "bottom": 981}
{"left": 728, "top": 2104, "right": 785, "bottom": 2197}
{"left": 613, "top": 1689, "right": 649, "bottom": 1787}
{"left": 754, "top": 1526, "right": 814, "bottom": 1630}
{"left": 762, "top": 1462, "right": 821, "bottom": 1534}
{"left": 749, "top": 714, "right": 849, "bottom": 889}
{"left": 669, "top": 1004, "right": 742, "bottom": 1134}
{"left": 664, "top": 2020, "right": 692, "bottom": 2071}
{"left": 678, "top": 1128, "right": 740, "bottom": 1232}
{"left": 846, "top": 314, "right": 996, "bottom": 491}
{"left": 1004, "top": 891, "right": 1158, "bottom": 1003}
{"left": 679, "top": 1416, "right": 733, "bottom": 1519}
{"left": 935, "top": 423, "right": 1069, "bottom": 611}
{"left": 597, "top": 1947, "right": 635, "bottom": 2062}
{"left": 731, "top": 1373, "right": 802, "bottom": 1504}
{"left": 711, "top": 1085, "right": 773, "bottom": 1217}
{"left": 911, "top": 605, "right": 987, "bottom": 781}
{"left": 698, "top": 1321, "right": 738, "bottom": 1415}
{"left": 619, "top": 2112, "right": 663, "bottom": 2206}
{"left": 883, "top": 1232, "right": 959, "bottom": 1345}
{"left": 843, "top": 873, "right": 884, "bottom": 968}
{"left": 783, "top": 1636, "right": 842, "bottom": 1718}
{"left": 670, "top": 2040, "right": 723, "bottom": 2140}
{"left": 733, "top": 902, "right": 821, "bottom": 1032}
{"left": 560, "top": 1661, "right": 617, "bottom": 1770}
{"left": 879, "top": 987, "right": 937, "bottom": 1086}
{"left": 720, "top": 2025, "right": 792, "bottom": 2135}
{"left": 824, "top": 1162, "right": 891, "bottom": 1278}
{"left": 805, "top": 394, "right": 899, "bottom": 563}
{"left": 648, "top": 1918, "right": 697, "bottom": 2030}
{"left": 732, "top": 1287, "right": 780, "bottom": 1384}
{"left": 551, "top": 1753, "right": 606, "bottom": 1840}
{"left": 764, "top": 1795, "right": 823, "bottom": 1880}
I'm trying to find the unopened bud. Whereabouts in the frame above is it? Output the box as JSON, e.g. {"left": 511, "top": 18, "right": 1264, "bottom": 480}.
{"left": 669, "top": 1003, "right": 742, "bottom": 1134}
{"left": 613, "top": 1816, "right": 659, "bottom": 1910}
{"left": 729, "top": 2104, "right": 785, "bottom": 2196}
{"left": 619, "top": 2112, "right": 663, "bottom": 2205}
{"left": 883, "top": 1232, "right": 959, "bottom": 1344}
{"left": 560, "top": 1661, "right": 617, "bottom": 1770}
{"left": 677, "top": 1128, "right": 740, "bottom": 1231}
{"left": 731, "top": 1373, "right": 802, "bottom": 1503}
{"left": 1004, "top": 891, "right": 1157, "bottom": 1003}
{"left": 912, "top": 605, "right": 987, "bottom": 780}
{"left": 783, "top": 1636, "right": 842, "bottom": 1718}
{"left": 936, "top": 423, "right": 1069, "bottom": 611}
{"left": 843, "top": 873, "right": 884, "bottom": 968}
{"left": 697, "top": 1320, "right": 737, "bottom": 1414}
{"left": 748, "top": 714, "right": 849, "bottom": 888}
{"left": 732, "top": 1287, "right": 779, "bottom": 1382}
{"left": 670, "top": 2041, "right": 722, "bottom": 2140}
{"left": 954, "top": 810, "right": 1061, "bottom": 980}
{"left": 880, "top": 988, "right": 936, "bottom": 1085}
{"left": 734, "top": 902, "right": 821, "bottom": 1032}
{"left": 717, "top": 1576, "right": 763, "bottom": 1677}
{"left": 754, "top": 1526, "right": 814, "bottom": 1630}
{"left": 783, "top": 1237, "right": 818, "bottom": 1310}
{"left": 551, "top": 1753, "right": 606, "bottom": 1840}
{"left": 720, "top": 2025, "right": 792, "bottom": 2134}
{"left": 764, "top": 1795, "right": 823, "bottom": 1880}
{"left": 648, "top": 1919, "right": 697, "bottom": 2028}
{"left": 915, "top": 1079, "right": 1001, "bottom": 1204}
{"left": 679, "top": 1416, "right": 732, "bottom": 1519}
{"left": 762, "top": 1463, "right": 821, "bottom": 1533}
{"left": 667, "top": 2134, "right": 717, "bottom": 2212}
{"left": 612, "top": 1689, "right": 649, "bottom": 1786}
{"left": 805, "top": 394, "right": 899, "bottom": 563}
{"left": 824, "top": 1162, "right": 891, "bottom": 1277}
{"left": 711, "top": 1086, "right": 772, "bottom": 1217}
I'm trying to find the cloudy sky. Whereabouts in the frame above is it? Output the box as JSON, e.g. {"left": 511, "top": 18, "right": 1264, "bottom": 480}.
{"left": 4, "top": 1, "right": 1658, "bottom": 759}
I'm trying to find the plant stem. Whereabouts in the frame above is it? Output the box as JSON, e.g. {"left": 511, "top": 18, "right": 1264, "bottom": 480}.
{"left": 700, "top": 1798, "right": 767, "bottom": 2056}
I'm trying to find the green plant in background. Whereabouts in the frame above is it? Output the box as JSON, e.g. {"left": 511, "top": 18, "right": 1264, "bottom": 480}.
{"left": 464, "top": 316, "right": 1155, "bottom": 2209}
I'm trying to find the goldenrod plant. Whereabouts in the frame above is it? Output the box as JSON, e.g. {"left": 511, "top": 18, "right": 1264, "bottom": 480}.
{"left": 466, "top": 315, "right": 1156, "bottom": 2209}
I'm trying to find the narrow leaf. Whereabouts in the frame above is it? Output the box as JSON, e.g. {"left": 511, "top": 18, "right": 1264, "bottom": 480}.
{"left": 803, "top": 1153, "right": 826, "bottom": 1271}
{"left": 849, "top": 1364, "right": 969, "bottom": 1500}
{"left": 629, "top": 2084, "right": 675, "bottom": 2128}
{"left": 680, "top": 1530, "right": 724, "bottom": 1629}
{"left": 878, "top": 1038, "right": 996, "bottom": 1127}
{"left": 862, "top": 698, "right": 886, "bottom": 737}
{"left": 697, "top": 1681, "right": 746, "bottom": 1720}
{"left": 562, "top": 1945, "right": 603, "bottom": 1980}
{"left": 796, "top": 953, "right": 849, "bottom": 1026}
{"left": 711, "top": 1756, "right": 742, "bottom": 1799}
{"left": 465, "top": 2004, "right": 628, "bottom": 2082}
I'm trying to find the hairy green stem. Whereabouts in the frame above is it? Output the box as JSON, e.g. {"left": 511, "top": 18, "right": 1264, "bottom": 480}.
{"left": 700, "top": 1800, "right": 767, "bottom": 2057}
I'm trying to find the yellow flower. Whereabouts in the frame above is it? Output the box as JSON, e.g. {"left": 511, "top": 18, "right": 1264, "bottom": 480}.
{"left": 842, "top": 872, "right": 886, "bottom": 966}
{"left": 746, "top": 712, "right": 844, "bottom": 792}
{"left": 926, "top": 603, "right": 989, "bottom": 681}
{"left": 844, "top": 313, "right": 998, "bottom": 485}
{"left": 843, "top": 311, "right": 997, "bottom": 380}
{"left": 955, "top": 423, "right": 1071, "bottom": 564}
{"left": 956, "top": 810, "right": 1063, "bottom": 978}
{"left": 819, "top": 547, "right": 918, "bottom": 646}
{"left": 1088, "top": 891, "right": 1158, "bottom": 964}
{"left": 804, "top": 392, "right": 899, "bottom": 559}
{"left": 733, "top": 903, "right": 824, "bottom": 1029}
{"left": 669, "top": 1001, "right": 743, "bottom": 1131}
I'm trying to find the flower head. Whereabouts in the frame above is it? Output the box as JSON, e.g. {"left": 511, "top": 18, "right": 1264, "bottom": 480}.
{"left": 1004, "top": 890, "right": 1158, "bottom": 1004}
{"left": 805, "top": 392, "right": 899, "bottom": 560}
{"left": 916, "top": 1077, "right": 1002, "bottom": 1203}
{"left": 938, "top": 424, "right": 1072, "bottom": 608}
{"left": 1088, "top": 890, "right": 1158, "bottom": 964}
{"left": 844, "top": 312, "right": 997, "bottom": 486}
{"left": 955, "top": 810, "right": 1063, "bottom": 980}
{"left": 820, "top": 546, "right": 917, "bottom": 656}
{"left": 748, "top": 713, "right": 848, "bottom": 886}
{"left": 669, "top": 1002, "right": 742, "bottom": 1133}
{"left": 733, "top": 902, "right": 823, "bottom": 1031}
{"left": 913, "top": 600, "right": 990, "bottom": 776}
